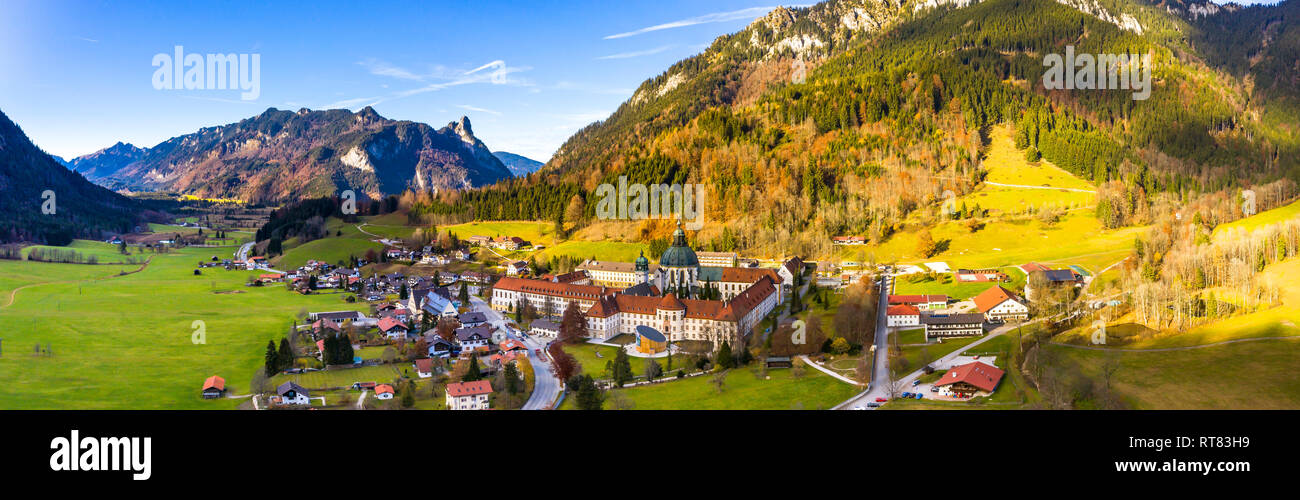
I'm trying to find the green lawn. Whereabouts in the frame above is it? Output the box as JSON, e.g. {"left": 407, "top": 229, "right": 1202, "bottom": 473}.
{"left": 275, "top": 235, "right": 383, "bottom": 270}
{"left": 895, "top": 335, "right": 983, "bottom": 374}
{"left": 0, "top": 246, "right": 371, "bottom": 409}
{"left": 21, "top": 239, "right": 149, "bottom": 265}
{"left": 1049, "top": 339, "right": 1300, "bottom": 409}
{"left": 893, "top": 272, "right": 1025, "bottom": 300}
{"left": 270, "top": 364, "right": 405, "bottom": 390}
{"left": 1213, "top": 198, "right": 1300, "bottom": 239}
{"left": 603, "top": 367, "right": 859, "bottom": 410}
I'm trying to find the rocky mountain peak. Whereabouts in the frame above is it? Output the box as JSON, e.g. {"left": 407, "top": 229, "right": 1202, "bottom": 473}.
{"left": 450, "top": 116, "right": 475, "bottom": 145}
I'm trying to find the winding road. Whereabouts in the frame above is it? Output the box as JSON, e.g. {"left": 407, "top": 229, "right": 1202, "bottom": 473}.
{"left": 467, "top": 295, "right": 562, "bottom": 409}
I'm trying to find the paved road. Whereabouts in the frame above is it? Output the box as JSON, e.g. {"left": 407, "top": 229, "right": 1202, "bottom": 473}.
{"left": 836, "top": 274, "right": 892, "bottom": 410}
{"left": 467, "top": 295, "right": 561, "bottom": 409}
{"left": 236, "top": 242, "right": 253, "bottom": 261}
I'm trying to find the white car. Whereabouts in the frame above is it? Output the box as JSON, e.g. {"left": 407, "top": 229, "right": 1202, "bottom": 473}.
{"left": 852, "top": 405, "right": 866, "bottom": 410}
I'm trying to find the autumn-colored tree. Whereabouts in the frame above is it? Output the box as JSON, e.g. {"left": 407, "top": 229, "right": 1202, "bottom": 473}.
{"left": 548, "top": 344, "right": 580, "bottom": 383}
{"left": 558, "top": 301, "right": 587, "bottom": 344}
{"left": 915, "top": 229, "right": 937, "bottom": 258}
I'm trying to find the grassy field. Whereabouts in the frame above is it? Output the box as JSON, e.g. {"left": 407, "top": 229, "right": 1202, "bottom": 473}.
{"left": 1047, "top": 339, "right": 1300, "bottom": 409}
{"left": 1213, "top": 198, "right": 1300, "bottom": 239}
{"left": 0, "top": 246, "right": 370, "bottom": 409}
{"left": 602, "top": 366, "right": 859, "bottom": 410}
{"left": 442, "top": 220, "right": 556, "bottom": 245}
{"left": 892, "top": 271, "right": 1025, "bottom": 300}
{"left": 21, "top": 239, "right": 148, "bottom": 264}
{"left": 275, "top": 233, "right": 382, "bottom": 270}
{"left": 566, "top": 342, "right": 654, "bottom": 380}
{"left": 269, "top": 364, "right": 405, "bottom": 390}
{"left": 895, "top": 335, "right": 983, "bottom": 374}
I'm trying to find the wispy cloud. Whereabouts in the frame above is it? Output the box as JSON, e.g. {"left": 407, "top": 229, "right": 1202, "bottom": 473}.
{"left": 457, "top": 104, "right": 501, "bottom": 116}
{"left": 595, "top": 45, "right": 675, "bottom": 60}
{"left": 603, "top": 5, "right": 809, "bottom": 39}
{"left": 324, "top": 59, "right": 532, "bottom": 110}
{"left": 78, "top": 37, "right": 100, "bottom": 43}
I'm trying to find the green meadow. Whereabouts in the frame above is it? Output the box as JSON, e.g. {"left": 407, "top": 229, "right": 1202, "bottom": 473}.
{"left": 0, "top": 245, "right": 368, "bottom": 409}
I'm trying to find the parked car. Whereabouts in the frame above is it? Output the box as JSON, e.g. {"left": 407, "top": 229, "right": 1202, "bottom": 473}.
{"left": 866, "top": 402, "right": 880, "bottom": 408}
{"left": 875, "top": 397, "right": 887, "bottom": 403}
{"left": 852, "top": 405, "right": 866, "bottom": 410}
{"left": 915, "top": 393, "right": 924, "bottom": 399}
{"left": 930, "top": 386, "right": 939, "bottom": 392}
{"left": 911, "top": 379, "right": 920, "bottom": 386}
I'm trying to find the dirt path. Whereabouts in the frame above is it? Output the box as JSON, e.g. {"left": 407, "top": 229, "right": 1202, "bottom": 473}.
{"left": 1, "top": 258, "right": 152, "bottom": 309}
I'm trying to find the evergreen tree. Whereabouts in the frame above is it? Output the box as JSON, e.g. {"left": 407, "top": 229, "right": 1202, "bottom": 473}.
{"left": 716, "top": 341, "right": 735, "bottom": 369}
{"left": 503, "top": 362, "right": 522, "bottom": 394}
{"left": 573, "top": 375, "right": 603, "bottom": 410}
{"left": 463, "top": 354, "right": 482, "bottom": 382}
{"left": 276, "top": 338, "right": 293, "bottom": 371}
{"left": 263, "top": 340, "right": 279, "bottom": 376}
{"left": 458, "top": 282, "right": 470, "bottom": 304}
{"left": 611, "top": 348, "right": 633, "bottom": 387}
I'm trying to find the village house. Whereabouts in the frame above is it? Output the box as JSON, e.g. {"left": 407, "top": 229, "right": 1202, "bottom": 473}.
{"left": 378, "top": 317, "right": 409, "bottom": 339}
{"left": 506, "top": 260, "right": 529, "bottom": 276}
{"left": 954, "top": 268, "right": 1009, "bottom": 282}
{"left": 445, "top": 380, "right": 493, "bottom": 410}
{"left": 529, "top": 319, "right": 560, "bottom": 339}
{"left": 414, "top": 358, "right": 435, "bottom": 378}
{"left": 1024, "top": 268, "right": 1083, "bottom": 301}
{"left": 275, "top": 381, "right": 311, "bottom": 406}
{"left": 458, "top": 311, "right": 488, "bottom": 328}
{"left": 886, "top": 304, "right": 921, "bottom": 327}
{"left": 455, "top": 324, "right": 495, "bottom": 350}
{"left": 832, "top": 236, "right": 866, "bottom": 245}
{"left": 201, "top": 375, "right": 226, "bottom": 399}
{"left": 973, "top": 285, "right": 1030, "bottom": 322}
{"left": 374, "top": 384, "right": 395, "bottom": 400}
{"left": 934, "top": 361, "right": 1004, "bottom": 398}
{"left": 492, "top": 236, "right": 527, "bottom": 250}
{"left": 468, "top": 235, "right": 492, "bottom": 246}
{"left": 419, "top": 291, "right": 458, "bottom": 319}
{"left": 425, "top": 334, "right": 458, "bottom": 358}
{"left": 921, "top": 313, "right": 985, "bottom": 342}
{"left": 778, "top": 256, "right": 804, "bottom": 291}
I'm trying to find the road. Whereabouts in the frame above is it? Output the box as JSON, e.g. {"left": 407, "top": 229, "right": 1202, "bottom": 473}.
{"left": 835, "top": 273, "right": 893, "bottom": 410}
{"left": 467, "top": 295, "right": 561, "bottom": 409}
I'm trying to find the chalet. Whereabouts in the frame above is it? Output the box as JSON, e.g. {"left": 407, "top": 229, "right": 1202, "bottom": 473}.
{"left": 258, "top": 273, "right": 285, "bottom": 284}
{"left": 414, "top": 358, "right": 435, "bottom": 378}
{"left": 461, "top": 271, "right": 491, "bottom": 284}
{"left": 921, "top": 313, "right": 985, "bottom": 341}
{"left": 311, "top": 318, "right": 343, "bottom": 335}
{"left": 378, "top": 317, "right": 409, "bottom": 339}
{"left": 201, "top": 375, "right": 226, "bottom": 399}
{"left": 489, "top": 351, "right": 519, "bottom": 369}
{"left": 445, "top": 380, "right": 493, "bottom": 410}
{"left": 832, "top": 236, "right": 866, "bottom": 245}
{"left": 934, "top": 361, "right": 1004, "bottom": 397}
{"left": 425, "top": 334, "right": 459, "bottom": 358}
{"left": 529, "top": 319, "right": 560, "bottom": 339}
{"left": 887, "top": 294, "right": 949, "bottom": 311}
{"left": 492, "top": 236, "right": 527, "bottom": 250}
{"left": 374, "top": 384, "right": 395, "bottom": 400}
{"left": 886, "top": 304, "right": 921, "bottom": 327}
{"left": 377, "top": 307, "right": 410, "bottom": 323}
{"left": 506, "top": 260, "right": 529, "bottom": 276}
{"left": 276, "top": 382, "right": 311, "bottom": 406}
{"left": 386, "top": 249, "right": 405, "bottom": 260}
{"left": 499, "top": 339, "right": 528, "bottom": 354}
{"left": 468, "top": 235, "right": 492, "bottom": 246}
{"left": 458, "top": 311, "right": 488, "bottom": 328}
{"left": 973, "top": 286, "right": 1029, "bottom": 322}
{"left": 455, "top": 325, "right": 494, "bottom": 350}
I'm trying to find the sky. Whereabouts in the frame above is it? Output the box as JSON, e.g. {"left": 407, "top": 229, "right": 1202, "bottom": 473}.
{"left": 0, "top": 0, "right": 807, "bottom": 162}
{"left": 0, "top": 0, "right": 1282, "bottom": 162}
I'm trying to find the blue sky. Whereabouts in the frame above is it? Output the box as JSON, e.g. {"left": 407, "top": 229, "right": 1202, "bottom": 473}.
{"left": 0, "top": 0, "right": 1279, "bottom": 161}
{"left": 0, "top": 0, "right": 806, "bottom": 161}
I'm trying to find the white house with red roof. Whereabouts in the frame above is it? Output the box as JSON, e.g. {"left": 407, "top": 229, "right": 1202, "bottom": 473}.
{"left": 414, "top": 358, "right": 435, "bottom": 378}
{"left": 934, "top": 361, "right": 1004, "bottom": 398}
{"left": 886, "top": 304, "right": 920, "bottom": 327}
{"left": 445, "top": 380, "right": 493, "bottom": 410}
{"left": 377, "top": 316, "right": 409, "bottom": 339}
{"left": 374, "top": 384, "right": 395, "bottom": 400}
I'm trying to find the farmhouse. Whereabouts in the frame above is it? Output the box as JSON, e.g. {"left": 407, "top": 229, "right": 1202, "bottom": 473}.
{"left": 492, "top": 236, "right": 527, "bottom": 250}
{"left": 832, "top": 236, "right": 866, "bottom": 245}
{"left": 972, "top": 286, "right": 1030, "bottom": 322}
{"left": 468, "top": 235, "right": 492, "bottom": 246}
{"left": 201, "top": 375, "right": 226, "bottom": 399}
{"left": 374, "top": 384, "right": 395, "bottom": 400}
{"left": 506, "top": 260, "right": 529, "bottom": 276}
{"left": 1024, "top": 269, "right": 1083, "bottom": 301}
{"left": 934, "top": 361, "right": 1004, "bottom": 397}
{"left": 921, "top": 313, "right": 985, "bottom": 341}
{"left": 445, "top": 380, "right": 493, "bottom": 410}
{"left": 886, "top": 304, "right": 921, "bottom": 327}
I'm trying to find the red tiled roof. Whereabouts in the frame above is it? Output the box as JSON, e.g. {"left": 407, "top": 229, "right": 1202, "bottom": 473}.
{"left": 935, "top": 361, "right": 1004, "bottom": 392}
{"left": 972, "top": 286, "right": 1023, "bottom": 313}
{"left": 718, "top": 267, "right": 783, "bottom": 285}
{"left": 378, "top": 316, "right": 408, "bottom": 332}
{"left": 446, "top": 380, "right": 493, "bottom": 397}
{"left": 658, "top": 293, "right": 686, "bottom": 310}
{"left": 886, "top": 304, "right": 920, "bottom": 317}
{"left": 414, "top": 358, "right": 434, "bottom": 373}
{"left": 492, "top": 277, "right": 613, "bottom": 301}
{"left": 203, "top": 375, "right": 225, "bottom": 391}
{"left": 375, "top": 384, "right": 395, "bottom": 395}
{"left": 1019, "top": 262, "right": 1051, "bottom": 273}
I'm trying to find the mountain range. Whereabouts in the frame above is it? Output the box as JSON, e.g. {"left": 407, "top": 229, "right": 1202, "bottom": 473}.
{"left": 451, "top": 0, "right": 1299, "bottom": 257}
{"left": 70, "top": 107, "right": 514, "bottom": 204}
{"left": 492, "top": 151, "right": 545, "bottom": 177}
